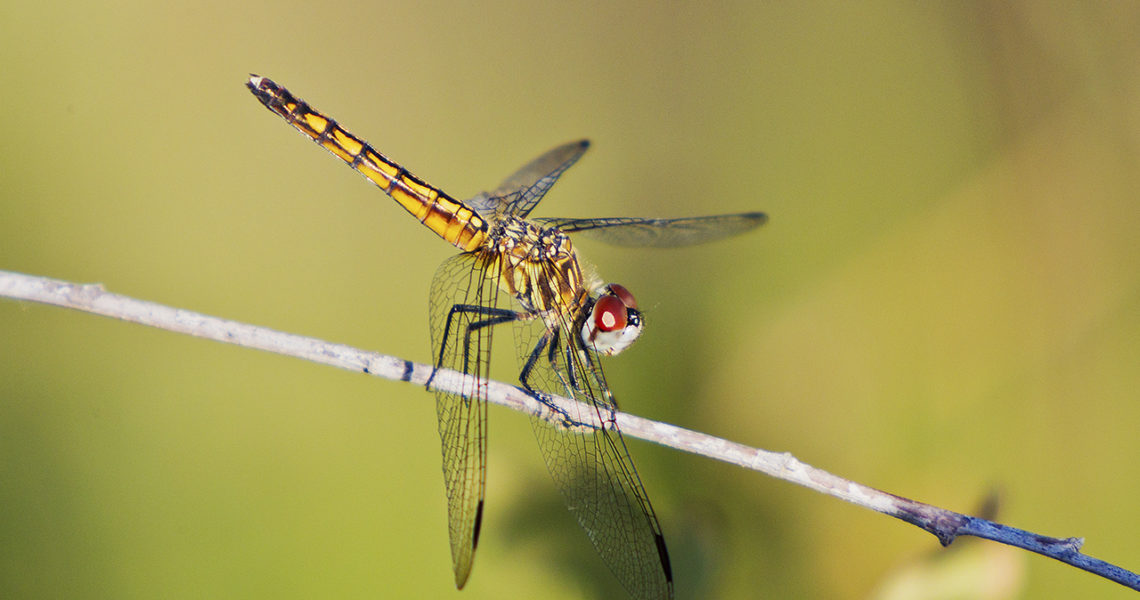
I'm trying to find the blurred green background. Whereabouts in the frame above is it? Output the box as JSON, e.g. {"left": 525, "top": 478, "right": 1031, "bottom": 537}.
{"left": 3, "top": 2, "right": 1139, "bottom": 599}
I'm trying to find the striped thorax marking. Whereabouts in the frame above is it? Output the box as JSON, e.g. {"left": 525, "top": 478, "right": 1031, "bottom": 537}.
{"left": 491, "top": 217, "right": 585, "bottom": 318}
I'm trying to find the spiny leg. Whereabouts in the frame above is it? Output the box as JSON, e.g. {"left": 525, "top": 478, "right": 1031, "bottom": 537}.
{"left": 428, "top": 303, "right": 520, "bottom": 389}
{"left": 518, "top": 327, "right": 597, "bottom": 429}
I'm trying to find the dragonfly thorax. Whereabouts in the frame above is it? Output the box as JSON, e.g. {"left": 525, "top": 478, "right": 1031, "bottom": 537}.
{"left": 491, "top": 217, "right": 586, "bottom": 317}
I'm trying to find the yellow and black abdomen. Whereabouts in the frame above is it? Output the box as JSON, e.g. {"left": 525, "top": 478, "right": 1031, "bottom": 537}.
{"left": 247, "top": 75, "right": 487, "bottom": 252}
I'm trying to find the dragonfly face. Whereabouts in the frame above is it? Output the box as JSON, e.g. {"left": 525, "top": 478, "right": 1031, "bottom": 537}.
{"left": 582, "top": 283, "right": 644, "bottom": 356}
{"left": 247, "top": 74, "right": 766, "bottom": 600}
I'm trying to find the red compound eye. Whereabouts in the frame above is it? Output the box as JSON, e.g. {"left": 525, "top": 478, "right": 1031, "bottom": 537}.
{"left": 607, "top": 283, "right": 637, "bottom": 309}
{"left": 593, "top": 295, "right": 628, "bottom": 332}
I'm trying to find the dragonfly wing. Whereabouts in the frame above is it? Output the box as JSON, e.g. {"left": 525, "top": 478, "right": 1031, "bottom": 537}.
{"left": 467, "top": 140, "right": 591, "bottom": 219}
{"left": 511, "top": 264, "right": 673, "bottom": 599}
{"left": 429, "top": 252, "right": 509, "bottom": 588}
{"left": 535, "top": 212, "right": 767, "bottom": 247}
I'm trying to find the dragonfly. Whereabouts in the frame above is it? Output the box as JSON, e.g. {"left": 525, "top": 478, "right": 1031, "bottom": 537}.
{"left": 247, "top": 74, "right": 766, "bottom": 600}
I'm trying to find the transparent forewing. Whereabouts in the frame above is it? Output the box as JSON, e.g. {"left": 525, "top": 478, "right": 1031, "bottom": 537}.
{"left": 467, "top": 140, "right": 591, "bottom": 219}
{"left": 511, "top": 262, "right": 673, "bottom": 599}
{"left": 428, "top": 252, "right": 507, "bottom": 588}
{"left": 535, "top": 212, "right": 767, "bottom": 248}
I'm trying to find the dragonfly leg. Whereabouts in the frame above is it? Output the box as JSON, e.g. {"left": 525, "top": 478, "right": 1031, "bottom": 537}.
{"left": 518, "top": 331, "right": 548, "bottom": 396}
{"left": 541, "top": 328, "right": 586, "bottom": 395}
{"left": 427, "top": 303, "right": 519, "bottom": 390}
{"left": 518, "top": 330, "right": 594, "bottom": 429}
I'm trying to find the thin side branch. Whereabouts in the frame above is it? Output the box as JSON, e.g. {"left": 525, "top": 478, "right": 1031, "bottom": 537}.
{"left": 2, "top": 269, "right": 1136, "bottom": 591}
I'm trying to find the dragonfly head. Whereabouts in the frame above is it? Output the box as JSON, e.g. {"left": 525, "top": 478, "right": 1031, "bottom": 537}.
{"left": 582, "top": 283, "right": 643, "bottom": 356}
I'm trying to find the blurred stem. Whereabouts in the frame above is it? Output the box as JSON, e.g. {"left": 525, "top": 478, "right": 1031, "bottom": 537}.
{"left": 2, "top": 269, "right": 1137, "bottom": 591}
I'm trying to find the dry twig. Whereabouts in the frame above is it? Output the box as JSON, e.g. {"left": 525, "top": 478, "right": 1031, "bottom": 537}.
{"left": 2, "top": 269, "right": 1136, "bottom": 591}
